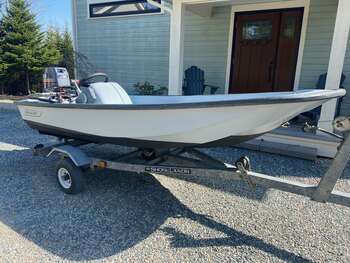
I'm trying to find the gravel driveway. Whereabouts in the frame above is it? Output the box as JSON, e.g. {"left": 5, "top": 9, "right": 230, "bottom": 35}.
{"left": 0, "top": 102, "right": 349, "bottom": 262}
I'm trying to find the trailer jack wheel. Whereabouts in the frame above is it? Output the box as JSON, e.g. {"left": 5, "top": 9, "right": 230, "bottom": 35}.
{"left": 56, "top": 158, "right": 85, "bottom": 194}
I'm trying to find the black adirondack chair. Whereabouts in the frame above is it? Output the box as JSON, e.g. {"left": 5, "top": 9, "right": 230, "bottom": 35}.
{"left": 302, "top": 73, "right": 346, "bottom": 121}
{"left": 183, "top": 66, "right": 220, "bottom": 95}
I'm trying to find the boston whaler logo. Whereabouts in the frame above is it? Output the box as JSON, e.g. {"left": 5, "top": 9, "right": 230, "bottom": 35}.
{"left": 24, "top": 108, "right": 42, "bottom": 117}
{"left": 145, "top": 166, "right": 191, "bottom": 175}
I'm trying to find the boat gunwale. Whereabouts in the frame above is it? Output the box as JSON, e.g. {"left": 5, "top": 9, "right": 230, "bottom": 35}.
{"left": 14, "top": 91, "right": 344, "bottom": 110}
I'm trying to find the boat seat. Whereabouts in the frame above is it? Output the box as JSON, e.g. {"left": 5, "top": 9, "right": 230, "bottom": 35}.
{"left": 76, "top": 82, "right": 132, "bottom": 104}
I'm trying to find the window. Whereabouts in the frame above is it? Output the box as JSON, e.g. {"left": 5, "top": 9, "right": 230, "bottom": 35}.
{"left": 89, "top": 0, "right": 162, "bottom": 18}
{"left": 242, "top": 20, "right": 272, "bottom": 40}
{"left": 283, "top": 16, "right": 296, "bottom": 38}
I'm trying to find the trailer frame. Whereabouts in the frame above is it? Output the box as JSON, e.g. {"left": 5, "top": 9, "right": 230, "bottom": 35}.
{"left": 33, "top": 120, "right": 350, "bottom": 207}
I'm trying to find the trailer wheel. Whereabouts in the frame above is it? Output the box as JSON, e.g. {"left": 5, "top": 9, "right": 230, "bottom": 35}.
{"left": 56, "top": 158, "right": 84, "bottom": 194}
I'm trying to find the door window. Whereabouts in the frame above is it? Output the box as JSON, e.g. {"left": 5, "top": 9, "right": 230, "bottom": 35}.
{"left": 242, "top": 20, "right": 273, "bottom": 40}
{"left": 283, "top": 16, "right": 296, "bottom": 38}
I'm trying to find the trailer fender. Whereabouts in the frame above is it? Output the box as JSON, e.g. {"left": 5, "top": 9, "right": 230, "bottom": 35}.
{"left": 47, "top": 145, "right": 90, "bottom": 167}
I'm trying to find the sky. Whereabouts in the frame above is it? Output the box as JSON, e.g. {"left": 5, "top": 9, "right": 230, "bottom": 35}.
{"left": 31, "top": 0, "right": 72, "bottom": 31}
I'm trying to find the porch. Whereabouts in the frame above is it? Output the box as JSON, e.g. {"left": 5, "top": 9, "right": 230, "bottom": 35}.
{"left": 156, "top": 0, "right": 350, "bottom": 157}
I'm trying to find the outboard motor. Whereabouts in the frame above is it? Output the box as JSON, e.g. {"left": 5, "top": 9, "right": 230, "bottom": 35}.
{"left": 43, "top": 67, "right": 71, "bottom": 92}
{"left": 43, "top": 67, "right": 80, "bottom": 103}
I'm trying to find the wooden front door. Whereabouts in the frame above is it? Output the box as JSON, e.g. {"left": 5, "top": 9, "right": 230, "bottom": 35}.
{"left": 229, "top": 9, "right": 303, "bottom": 93}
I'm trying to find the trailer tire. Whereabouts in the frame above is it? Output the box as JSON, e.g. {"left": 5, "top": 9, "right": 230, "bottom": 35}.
{"left": 56, "top": 158, "right": 84, "bottom": 194}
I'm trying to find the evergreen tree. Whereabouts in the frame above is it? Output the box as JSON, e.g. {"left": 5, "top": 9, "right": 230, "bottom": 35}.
{"left": 58, "top": 27, "right": 75, "bottom": 78}
{"left": 0, "top": 0, "right": 57, "bottom": 94}
{"left": 0, "top": 17, "right": 6, "bottom": 94}
{"left": 43, "top": 27, "right": 62, "bottom": 67}
{"left": 42, "top": 26, "right": 75, "bottom": 79}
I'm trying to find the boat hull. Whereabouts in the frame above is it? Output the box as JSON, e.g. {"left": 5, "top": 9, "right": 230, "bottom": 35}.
{"left": 24, "top": 120, "right": 262, "bottom": 148}
{"left": 16, "top": 89, "right": 344, "bottom": 148}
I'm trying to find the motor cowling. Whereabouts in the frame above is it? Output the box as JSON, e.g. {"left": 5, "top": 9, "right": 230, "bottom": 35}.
{"left": 76, "top": 82, "right": 132, "bottom": 105}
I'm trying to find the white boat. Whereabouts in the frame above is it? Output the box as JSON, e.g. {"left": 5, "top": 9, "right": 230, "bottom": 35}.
{"left": 16, "top": 79, "right": 346, "bottom": 148}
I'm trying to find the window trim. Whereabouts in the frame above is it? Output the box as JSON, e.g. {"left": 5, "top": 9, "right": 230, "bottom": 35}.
{"left": 89, "top": 0, "right": 162, "bottom": 18}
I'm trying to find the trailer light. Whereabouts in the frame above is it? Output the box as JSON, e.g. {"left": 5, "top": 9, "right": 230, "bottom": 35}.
{"left": 97, "top": 161, "right": 108, "bottom": 168}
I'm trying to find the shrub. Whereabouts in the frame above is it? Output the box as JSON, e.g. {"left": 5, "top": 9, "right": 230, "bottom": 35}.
{"left": 134, "top": 81, "right": 167, "bottom": 95}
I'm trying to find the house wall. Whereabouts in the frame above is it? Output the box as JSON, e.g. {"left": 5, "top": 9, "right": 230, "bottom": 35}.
{"left": 74, "top": 0, "right": 350, "bottom": 114}
{"left": 75, "top": 0, "right": 170, "bottom": 93}
{"left": 342, "top": 35, "right": 350, "bottom": 115}
{"left": 298, "top": 0, "right": 336, "bottom": 89}
{"left": 298, "top": 0, "right": 350, "bottom": 116}
{"left": 75, "top": 0, "right": 230, "bottom": 93}
{"left": 183, "top": 7, "right": 230, "bottom": 94}
{"left": 182, "top": 0, "right": 350, "bottom": 114}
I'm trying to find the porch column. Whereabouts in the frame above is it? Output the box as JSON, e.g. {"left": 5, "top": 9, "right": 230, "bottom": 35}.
{"left": 318, "top": 0, "right": 350, "bottom": 131}
{"left": 168, "top": 1, "right": 185, "bottom": 95}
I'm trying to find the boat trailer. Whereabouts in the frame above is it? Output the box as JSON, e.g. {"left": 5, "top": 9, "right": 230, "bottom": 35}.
{"left": 34, "top": 116, "right": 350, "bottom": 208}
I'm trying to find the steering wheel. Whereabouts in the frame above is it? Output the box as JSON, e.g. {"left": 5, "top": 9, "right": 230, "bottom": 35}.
{"left": 79, "top": 73, "right": 109, "bottom": 87}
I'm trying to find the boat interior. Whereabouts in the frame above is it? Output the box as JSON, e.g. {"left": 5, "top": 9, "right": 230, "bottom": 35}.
{"left": 72, "top": 82, "right": 339, "bottom": 106}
